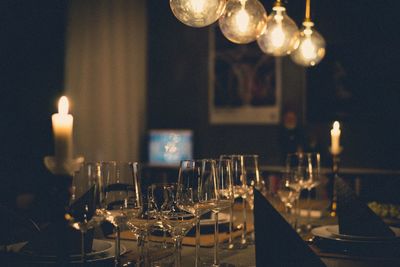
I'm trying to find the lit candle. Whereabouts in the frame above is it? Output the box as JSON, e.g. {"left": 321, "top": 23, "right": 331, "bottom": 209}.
{"left": 330, "top": 121, "right": 341, "bottom": 155}
{"left": 52, "top": 96, "right": 73, "bottom": 163}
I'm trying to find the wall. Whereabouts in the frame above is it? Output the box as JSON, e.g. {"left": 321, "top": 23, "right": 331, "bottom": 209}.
{"left": 0, "top": 0, "right": 68, "bottom": 200}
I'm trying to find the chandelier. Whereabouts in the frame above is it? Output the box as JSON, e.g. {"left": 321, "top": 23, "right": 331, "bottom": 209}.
{"left": 169, "top": 0, "right": 326, "bottom": 67}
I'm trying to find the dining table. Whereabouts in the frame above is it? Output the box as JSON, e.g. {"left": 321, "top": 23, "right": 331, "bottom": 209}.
{"left": 111, "top": 198, "right": 400, "bottom": 267}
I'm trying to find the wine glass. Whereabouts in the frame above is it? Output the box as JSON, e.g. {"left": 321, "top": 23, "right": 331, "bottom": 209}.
{"left": 212, "top": 159, "right": 234, "bottom": 266}
{"left": 176, "top": 159, "right": 219, "bottom": 267}
{"left": 240, "top": 155, "right": 262, "bottom": 244}
{"left": 69, "top": 162, "right": 104, "bottom": 264}
{"left": 286, "top": 152, "right": 321, "bottom": 230}
{"left": 220, "top": 155, "right": 249, "bottom": 249}
{"left": 148, "top": 184, "right": 195, "bottom": 267}
{"left": 276, "top": 171, "right": 302, "bottom": 227}
{"left": 127, "top": 200, "right": 158, "bottom": 266}
{"left": 99, "top": 161, "right": 142, "bottom": 267}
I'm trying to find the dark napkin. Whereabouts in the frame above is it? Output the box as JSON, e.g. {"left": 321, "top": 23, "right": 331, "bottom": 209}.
{"left": 68, "top": 184, "right": 96, "bottom": 221}
{"left": 20, "top": 185, "right": 96, "bottom": 256}
{"left": 254, "top": 189, "right": 326, "bottom": 267}
{"left": 335, "top": 176, "right": 395, "bottom": 237}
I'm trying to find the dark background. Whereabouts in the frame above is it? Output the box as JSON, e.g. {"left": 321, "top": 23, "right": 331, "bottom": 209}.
{"left": 0, "top": 0, "right": 399, "bottom": 202}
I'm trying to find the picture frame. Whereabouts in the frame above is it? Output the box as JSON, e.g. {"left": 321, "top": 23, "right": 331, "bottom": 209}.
{"left": 208, "top": 26, "right": 282, "bottom": 125}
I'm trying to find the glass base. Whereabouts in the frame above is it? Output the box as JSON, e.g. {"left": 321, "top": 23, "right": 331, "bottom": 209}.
{"left": 199, "top": 258, "right": 236, "bottom": 267}
{"left": 219, "top": 240, "right": 248, "bottom": 250}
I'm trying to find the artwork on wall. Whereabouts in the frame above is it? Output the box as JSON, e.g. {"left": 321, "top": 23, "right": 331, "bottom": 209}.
{"left": 208, "top": 26, "right": 282, "bottom": 125}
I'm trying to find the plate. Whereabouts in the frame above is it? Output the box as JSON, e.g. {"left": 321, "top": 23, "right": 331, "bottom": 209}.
{"left": 312, "top": 225, "right": 400, "bottom": 257}
{"left": 16, "top": 239, "right": 125, "bottom": 263}
{"left": 201, "top": 213, "right": 230, "bottom": 226}
{"left": 312, "top": 225, "right": 400, "bottom": 242}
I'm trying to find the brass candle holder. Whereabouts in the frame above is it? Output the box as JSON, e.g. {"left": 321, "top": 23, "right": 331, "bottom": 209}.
{"left": 328, "top": 147, "right": 343, "bottom": 217}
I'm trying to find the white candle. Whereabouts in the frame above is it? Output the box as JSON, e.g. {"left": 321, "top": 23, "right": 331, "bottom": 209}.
{"left": 330, "top": 121, "right": 341, "bottom": 155}
{"left": 52, "top": 96, "right": 73, "bottom": 163}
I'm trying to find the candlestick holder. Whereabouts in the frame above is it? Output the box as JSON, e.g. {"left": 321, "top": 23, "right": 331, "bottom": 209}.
{"left": 44, "top": 156, "right": 84, "bottom": 176}
{"left": 328, "top": 147, "right": 343, "bottom": 217}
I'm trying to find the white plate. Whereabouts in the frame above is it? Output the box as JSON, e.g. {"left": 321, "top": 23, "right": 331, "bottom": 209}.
{"left": 312, "top": 225, "right": 400, "bottom": 242}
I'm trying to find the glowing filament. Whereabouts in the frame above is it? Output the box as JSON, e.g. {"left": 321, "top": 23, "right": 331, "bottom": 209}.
{"left": 300, "top": 38, "right": 317, "bottom": 60}
{"left": 235, "top": 8, "right": 250, "bottom": 33}
{"left": 271, "top": 26, "right": 285, "bottom": 48}
{"left": 189, "top": 0, "right": 207, "bottom": 13}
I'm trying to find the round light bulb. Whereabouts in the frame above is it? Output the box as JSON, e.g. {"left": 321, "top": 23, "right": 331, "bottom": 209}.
{"left": 170, "top": 0, "right": 226, "bottom": 28}
{"left": 219, "top": 0, "right": 267, "bottom": 44}
{"left": 257, "top": 6, "right": 299, "bottom": 56}
{"left": 290, "top": 21, "right": 326, "bottom": 67}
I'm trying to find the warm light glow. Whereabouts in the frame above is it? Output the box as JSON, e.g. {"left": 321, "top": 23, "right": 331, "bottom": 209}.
{"left": 256, "top": 5, "right": 298, "bottom": 56}
{"left": 333, "top": 121, "right": 340, "bottom": 130}
{"left": 169, "top": 0, "right": 226, "bottom": 28}
{"left": 270, "top": 26, "right": 285, "bottom": 48}
{"left": 299, "top": 37, "right": 317, "bottom": 60}
{"left": 235, "top": 7, "right": 250, "bottom": 33}
{"left": 290, "top": 22, "right": 325, "bottom": 67}
{"left": 58, "top": 96, "right": 69, "bottom": 115}
{"left": 189, "top": 0, "right": 207, "bottom": 13}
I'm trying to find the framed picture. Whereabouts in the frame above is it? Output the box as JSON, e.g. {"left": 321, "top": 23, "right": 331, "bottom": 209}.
{"left": 208, "top": 26, "right": 282, "bottom": 124}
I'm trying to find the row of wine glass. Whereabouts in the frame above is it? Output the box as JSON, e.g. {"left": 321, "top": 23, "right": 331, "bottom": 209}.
{"left": 68, "top": 155, "right": 261, "bottom": 267}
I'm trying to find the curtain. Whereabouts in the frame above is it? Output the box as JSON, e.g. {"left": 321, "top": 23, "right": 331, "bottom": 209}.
{"left": 64, "top": 0, "right": 147, "bottom": 161}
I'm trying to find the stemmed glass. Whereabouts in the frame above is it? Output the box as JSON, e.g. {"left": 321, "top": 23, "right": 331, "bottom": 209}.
{"left": 220, "top": 155, "right": 249, "bottom": 249}
{"left": 176, "top": 159, "right": 219, "bottom": 267}
{"left": 240, "top": 155, "right": 261, "bottom": 244}
{"left": 286, "top": 152, "right": 321, "bottom": 230}
{"left": 276, "top": 171, "right": 302, "bottom": 227}
{"left": 69, "top": 162, "right": 104, "bottom": 264}
{"left": 212, "top": 159, "right": 234, "bottom": 267}
{"left": 127, "top": 200, "right": 158, "bottom": 266}
{"left": 99, "top": 161, "right": 142, "bottom": 267}
{"left": 148, "top": 184, "right": 196, "bottom": 267}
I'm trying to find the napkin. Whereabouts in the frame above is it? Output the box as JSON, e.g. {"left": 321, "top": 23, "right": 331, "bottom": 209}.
{"left": 69, "top": 184, "right": 96, "bottom": 221}
{"left": 335, "top": 176, "right": 395, "bottom": 237}
{"left": 254, "top": 189, "right": 326, "bottom": 267}
{"left": 20, "top": 185, "right": 97, "bottom": 256}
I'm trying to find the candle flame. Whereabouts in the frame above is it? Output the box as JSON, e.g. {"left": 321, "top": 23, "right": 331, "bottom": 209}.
{"left": 333, "top": 121, "right": 340, "bottom": 130}
{"left": 58, "top": 96, "right": 69, "bottom": 115}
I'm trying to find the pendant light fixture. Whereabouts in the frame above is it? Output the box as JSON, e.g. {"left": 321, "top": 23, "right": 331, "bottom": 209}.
{"left": 290, "top": 0, "right": 326, "bottom": 66}
{"left": 257, "top": 0, "right": 299, "bottom": 56}
{"left": 169, "top": 0, "right": 227, "bottom": 28}
{"left": 218, "top": 0, "right": 267, "bottom": 44}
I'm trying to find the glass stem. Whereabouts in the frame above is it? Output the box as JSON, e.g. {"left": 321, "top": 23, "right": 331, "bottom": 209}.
{"left": 195, "top": 213, "right": 201, "bottom": 267}
{"left": 294, "top": 198, "right": 299, "bottom": 231}
{"left": 138, "top": 232, "right": 148, "bottom": 267}
{"left": 114, "top": 225, "right": 120, "bottom": 267}
{"left": 162, "top": 229, "right": 168, "bottom": 248}
{"left": 81, "top": 230, "right": 86, "bottom": 264}
{"left": 213, "top": 211, "right": 219, "bottom": 267}
{"left": 228, "top": 202, "right": 234, "bottom": 245}
{"left": 285, "top": 203, "right": 293, "bottom": 226}
{"left": 242, "top": 197, "right": 247, "bottom": 244}
{"left": 307, "top": 189, "right": 312, "bottom": 229}
{"left": 173, "top": 237, "right": 183, "bottom": 267}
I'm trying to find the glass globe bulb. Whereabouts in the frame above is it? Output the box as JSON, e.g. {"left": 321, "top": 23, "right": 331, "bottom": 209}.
{"left": 219, "top": 0, "right": 267, "bottom": 44}
{"left": 170, "top": 0, "right": 226, "bottom": 28}
{"left": 257, "top": 6, "right": 299, "bottom": 56}
{"left": 290, "top": 21, "right": 326, "bottom": 67}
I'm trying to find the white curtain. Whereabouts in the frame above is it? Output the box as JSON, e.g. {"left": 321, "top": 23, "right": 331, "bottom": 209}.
{"left": 64, "top": 0, "right": 147, "bottom": 161}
